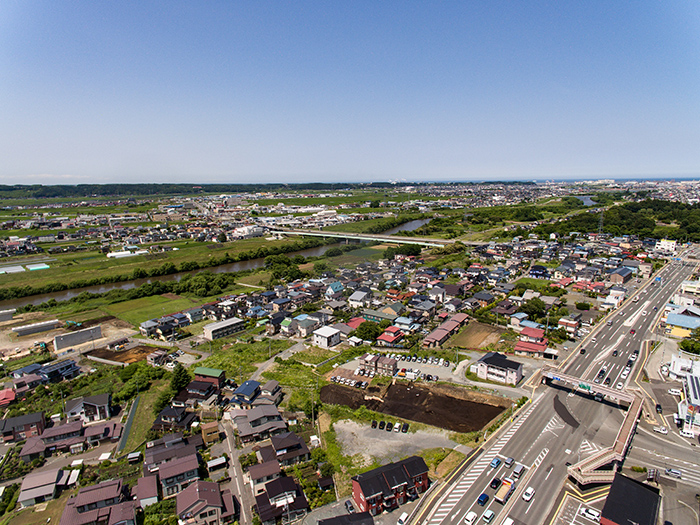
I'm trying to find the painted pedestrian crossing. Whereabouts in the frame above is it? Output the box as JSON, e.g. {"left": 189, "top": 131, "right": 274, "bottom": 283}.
{"left": 426, "top": 396, "right": 543, "bottom": 524}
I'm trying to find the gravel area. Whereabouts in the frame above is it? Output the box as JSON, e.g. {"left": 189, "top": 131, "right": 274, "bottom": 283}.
{"left": 334, "top": 419, "right": 458, "bottom": 464}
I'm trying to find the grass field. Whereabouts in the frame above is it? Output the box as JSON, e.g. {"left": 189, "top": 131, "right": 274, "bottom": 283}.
{"left": 102, "top": 294, "right": 199, "bottom": 325}
{"left": 325, "top": 246, "right": 384, "bottom": 267}
{"left": 5, "top": 490, "right": 72, "bottom": 525}
{"left": 123, "top": 378, "right": 170, "bottom": 453}
{"left": 293, "top": 347, "right": 337, "bottom": 365}
{"left": 198, "top": 339, "right": 293, "bottom": 379}
{"left": 0, "top": 236, "right": 300, "bottom": 291}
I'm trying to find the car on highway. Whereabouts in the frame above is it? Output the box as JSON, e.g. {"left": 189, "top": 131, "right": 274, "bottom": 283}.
{"left": 522, "top": 486, "right": 535, "bottom": 502}
{"left": 612, "top": 350, "right": 618, "bottom": 357}
{"left": 464, "top": 511, "right": 478, "bottom": 525}
{"left": 665, "top": 468, "right": 682, "bottom": 478}
{"left": 482, "top": 510, "right": 495, "bottom": 523}
{"left": 489, "top": 477, "right": 501, "bottom": 490}
{"left": 653, "top": 426, "right": 668, "bottom": 435}
{"left": 619, "top": 310, "right": 625, "bottom": 316}
{"left": 655, "top": 404, "right": 663, "bottom": 413}
{"left": 630, "top": 329, "right": 636, "bottom": 335}
{"left": 591, "top": 337, "right": 597, "bottom": 343}
{"left": 580, "top": 348, "right": 586, "bottom": 354}
{"left": 477, "top": 493, "right": 489, "bottom": 506}
{"left": 668, "top": 388, "right": 682, "bottom": 396}
{"left": 489, "top": 458, "right": 501, "bottom": 469}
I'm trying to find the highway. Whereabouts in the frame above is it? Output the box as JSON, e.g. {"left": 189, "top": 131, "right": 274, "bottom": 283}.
{"left": 416, "top": 250, "right": 698, "bottom": 525}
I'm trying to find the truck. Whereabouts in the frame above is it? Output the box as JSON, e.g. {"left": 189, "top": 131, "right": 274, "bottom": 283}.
{"left": 494, "top": 477, "right": 515, "bottom": 504}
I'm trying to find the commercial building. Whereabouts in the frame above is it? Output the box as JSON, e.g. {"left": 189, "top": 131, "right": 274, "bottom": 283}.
{"left": 53, "top": 325, "right": 102, "bottom": 351}
{"left": 600, "top": 473, "right": 660, "bottom": 525}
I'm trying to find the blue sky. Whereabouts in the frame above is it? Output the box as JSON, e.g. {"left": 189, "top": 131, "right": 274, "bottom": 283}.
{"left": 1, "top": 1, "right": 699, "bottom": 184}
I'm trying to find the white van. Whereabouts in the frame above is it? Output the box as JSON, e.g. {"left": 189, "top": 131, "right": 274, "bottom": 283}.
{"left": 397, "top": 512, "right": 409, "bottom": 525}
{"left": 668, "top": 388, "right": 682, "bottom": 396}
{"left": 680, "top": 429, "right": 695, "bottom": 439}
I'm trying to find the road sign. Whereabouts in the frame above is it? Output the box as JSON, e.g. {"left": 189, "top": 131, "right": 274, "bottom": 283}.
{"left": 578, "top": 383, "right": 591, "bottom": 391}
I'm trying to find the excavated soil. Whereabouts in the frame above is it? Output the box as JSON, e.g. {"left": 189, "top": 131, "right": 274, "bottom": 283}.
{"left": 86, "top": 345, "right": 155, "bottom": 364}
{"left": 320, "top": 381, "right": 508, "bottom": 433}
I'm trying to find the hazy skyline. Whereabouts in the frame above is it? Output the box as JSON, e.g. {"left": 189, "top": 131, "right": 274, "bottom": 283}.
{"left": 1, "top": 1, "right": 699, "bottom": 185}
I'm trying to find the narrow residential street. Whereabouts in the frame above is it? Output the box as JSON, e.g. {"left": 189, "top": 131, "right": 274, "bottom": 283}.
{"left": 222, "top": 419, "right": 255, "bottom": 524}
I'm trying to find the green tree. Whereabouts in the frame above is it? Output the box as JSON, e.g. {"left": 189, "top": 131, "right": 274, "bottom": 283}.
{"left": 353, "top": 321, "right": 382, "bottom": 341}
{"left": 170, "top": 363, "right": 191, "bottom": 392}
{"left": 217, "top": 232, "right": 227, "bottom": 243}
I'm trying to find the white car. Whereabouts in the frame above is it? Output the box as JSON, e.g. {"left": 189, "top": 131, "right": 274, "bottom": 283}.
{"left": 668, "top": 388, "right": 682, "bottom": 396}
{"left": 642, "top": 311, "right": 648, "bottom": 316}
{"left": 616, "top": 382, "right": 624, "bottom": 390}
{"left": 464, "top": 511, "right": 478, "bottom": 525}
{"left": 680, "top": 429, "right": 695, "bottom": 439}
{"left": 579, "top": 507, "right": 601, "bottom": 522}
{"left": 165, "top": 362, "right": 176, "bottom": 369}
{"left": 522, "top": 486, "right": 535, "bottom": 501}
{"left": 653, "top": 426, "right": 668, "bottom": 435}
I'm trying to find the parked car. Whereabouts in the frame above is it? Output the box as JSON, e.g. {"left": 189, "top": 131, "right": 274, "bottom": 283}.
{"left": 345, "top": 500, "right": 355, "bottom": 513}
{"left": 394, "top": 422, "right": 401, "bottom": 432}
{"left": 680, "top": 429, "right": 695, "bottom": 438}
{"left": 653, "top": 426, "right": 668, "bottom": 435}
{"left": 371, "top": 420, "right": 377, "bottom": 428}
{"left": 401, "top": 423, "right": 409, "bottom": 433}
{"left": 378, "top": 420, "right": 386, "bottom": 430}
{"left": 579, "top": 507, "right": 601, "bottom": 522}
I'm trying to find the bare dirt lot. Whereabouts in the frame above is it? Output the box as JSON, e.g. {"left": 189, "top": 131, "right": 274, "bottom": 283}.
{"left": 333, "top": 419, "right": 458, "bottom": 465}
{"left": 320, "top": 381, "right": 508, "bottom": 433}
{"left": 86, "top": 345, "right": 154, "bottom": 364}
{"left": 448, "top": 321, "right": 505, "bottom": 349}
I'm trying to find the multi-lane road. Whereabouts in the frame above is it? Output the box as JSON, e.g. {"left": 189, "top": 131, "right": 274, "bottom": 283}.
{"left": 416, "top": 250, "right": 698, "bottom": 525}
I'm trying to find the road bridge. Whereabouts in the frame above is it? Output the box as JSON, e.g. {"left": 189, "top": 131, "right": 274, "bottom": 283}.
{"left": 270, "top": 228, "right": 463, "bottom": 247}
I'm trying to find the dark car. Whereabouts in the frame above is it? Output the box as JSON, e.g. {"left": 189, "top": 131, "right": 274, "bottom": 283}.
{"left": 401, "top": 423, "right": 409, "bottom": 433}
{"left": 656, "top": 404, "right": 663, "bottom": 414}
{"left": 489, "top": 477, "right": 501, "bottom": 490}
{"left": 386, "top": 422, "right": 393, "bottom": 432}
{"left": 580, "top": 348, "right": 586, "bottom": 354}
{"left": 604, "top": 377, "right": 611, "bottom": 386}
{"left": 371, "top": 420, "right": 377, "bottom": 429}
{"left": 378, "top": 420, "right": 386, "bottom": 430}
{"left": 345, "top": 500, "right": 355, "bottom": 513}
{"left": 612, "top": 350, "right": 618, "bottom": 357}
{"left": 477, "top": 493, "right": 489, "bottom": 506}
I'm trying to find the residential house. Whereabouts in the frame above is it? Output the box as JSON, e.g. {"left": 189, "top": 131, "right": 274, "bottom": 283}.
{"left": 231, "top": 380, "right": 261, "bottom": 409}
{"left": 65, "top": 393, "right": 112, "bottom": 423}
{"left": 18, "top": 468, "right": 63, "bottom": 507}
{"left": 160, "top": 453, "right": 200, "bottom": 497}
{"left": 351, "top": 456, "right": 429, "bottom": 516}
{"left": 258, "top": 432, "right": 311, "bottom": 467}
{"left": 376, "top": 326, "right": 404, "bottom": 347}
{"left": 176, "top": 480, "right": 238, "bottom": 525}
{"left": 193, "top": 367, "right": 226, "bottom": 392}
{"left": 59, "top": 478, "right": 135, "bottom": 525}
{"left": 135, "top": 476, "right": 159, "bottom": 509}
{"left": 153, "top": 406, "right": 199, "bottom": 432}
{"left": 472, "top": 292, "right": 495, "bottom": 308}
{"left": 473, "top": 353, "right": 523, "bottom": 385}
{"left": 231, "top": 405, "right": 287, "bottom": 443}
{"left": 313, "top": 326, "right": 342, "bottom": 349}
{"left": 254, "top": 477, "right": 309, "bottom": 525}
{"left": 248, "top": 461, "right": 282, "bottom": 495}
{"left": 348, "top": 291, "right": 372, "bottom": 309}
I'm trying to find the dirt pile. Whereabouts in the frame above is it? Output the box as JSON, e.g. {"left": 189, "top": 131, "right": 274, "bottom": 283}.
{"left": 321, "top": 382, "right": 507, "bottom": 433}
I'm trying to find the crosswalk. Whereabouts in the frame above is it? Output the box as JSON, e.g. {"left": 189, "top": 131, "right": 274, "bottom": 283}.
{"left": 542, "top": 416, "right": 565, "bottom": 437}
{"left": 426, "top": 397, "right": 543, "bottom": 524}
{"left": 578, "top": 439, "right": 601, "bottom": 457}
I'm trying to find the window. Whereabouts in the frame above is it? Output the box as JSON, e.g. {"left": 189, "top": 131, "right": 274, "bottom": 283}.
{"left": 208, "top": 510, "right": 216, "bottom": 516}
{"left": 200, "top": 513, "right": 208, "bottom": 519}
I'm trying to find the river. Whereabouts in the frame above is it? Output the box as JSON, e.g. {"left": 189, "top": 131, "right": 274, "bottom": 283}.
{"left": 574, "top": 195, "right": 597, "bottom": 206}
{"left": 1, "top": 218, "right": 432, "bottom": 309}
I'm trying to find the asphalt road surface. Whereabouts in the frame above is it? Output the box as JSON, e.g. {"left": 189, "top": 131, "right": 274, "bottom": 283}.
{"left": 415, "top": 250, "right": 698, "bottom": 525}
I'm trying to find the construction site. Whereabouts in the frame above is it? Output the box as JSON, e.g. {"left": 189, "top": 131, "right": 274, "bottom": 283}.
{"left": 320, "top": 380, "right": 510, "bottom": 433}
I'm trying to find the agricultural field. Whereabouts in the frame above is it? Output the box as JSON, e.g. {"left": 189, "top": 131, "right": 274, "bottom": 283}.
{"left": 447, "top": 321, "right": 506, "bottom": 349}
{"left": 101, "top": 294, "right": 199, "bottom": 326}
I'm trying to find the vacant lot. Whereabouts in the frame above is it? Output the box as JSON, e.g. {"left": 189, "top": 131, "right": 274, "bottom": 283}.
{"left": 320, "top": 382, "right": 507, "bottom": 433}
{"left": 86, "top": 344, "right": 156, "bottom": 364}
{"left": 448, "top": 321, "right": 505, "bottom": 349}
{"left": 333, "top": 419, "right": 459, "bottom": 465}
